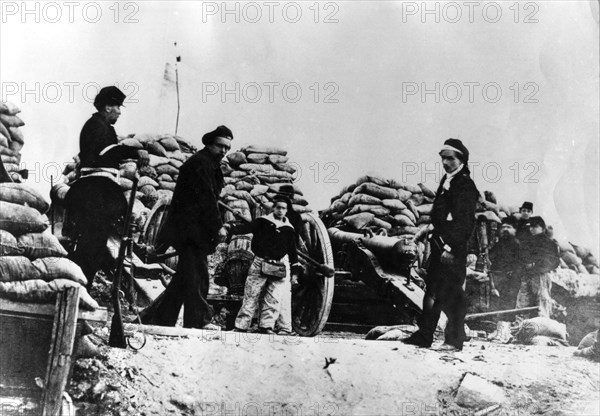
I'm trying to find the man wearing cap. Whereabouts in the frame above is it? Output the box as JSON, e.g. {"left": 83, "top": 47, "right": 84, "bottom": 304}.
{"left": 402, "top": 138, "right": 479, "bottom": 352}
{"left": 79, "top": 86, "right": 149, "bottom": 169}
{"left": 140, "top": 126, "right": 232, "bottom": 329}
{"left": 516, "top": 216, "right": 560, "bottom": 317}
{"left": 488, "top": 216, "right": 522, "bottom": 309}
{"left": 515, "top": 201, "right": 534, "bottom": 242}
{"left": 70, "top": 86, "right": 149, "bottom": 291}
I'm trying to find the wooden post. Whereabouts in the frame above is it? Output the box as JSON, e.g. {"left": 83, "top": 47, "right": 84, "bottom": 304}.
{"left": 41, "top": 287, "right": 80, "bottom": 416}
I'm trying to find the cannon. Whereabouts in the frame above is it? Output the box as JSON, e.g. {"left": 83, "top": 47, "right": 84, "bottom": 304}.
{"left": 327, "top": 228, "right": 425, "bottom": 323}
{"left": 136, "top": 198, "right": 335, "bottom": 337}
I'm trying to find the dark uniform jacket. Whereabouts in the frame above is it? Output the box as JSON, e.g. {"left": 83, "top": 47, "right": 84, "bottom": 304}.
{"left": 430, "top": 166, "right": 480, "bottom": 259}
{"left": 232, "top": 214, "right": 299, "bottom": 266}
{"left": 518, "top": 233, "right": 560, "bottom": 275}
{"left": 79, "top": 113, "right": 138, "bottom": 169}
{"left": 489, "top": 237, "right": 521, "bottom": 273}
{"left": 159, "top": 148, "right": 224, "bottom": 252}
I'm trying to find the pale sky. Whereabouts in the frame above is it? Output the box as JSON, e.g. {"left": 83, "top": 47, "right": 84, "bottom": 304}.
{"left": 1, "top": 0, "right": 598, "bottom": 252}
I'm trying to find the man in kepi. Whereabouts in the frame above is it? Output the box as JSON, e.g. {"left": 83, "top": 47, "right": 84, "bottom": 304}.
{"left": 402, "top": 138, "right": 479, "bottom": 352}
{"left": 515, "top": 201, "right": 534, "bottom": 241}
{"left": 516, "top": 216, "right": 560, "bottom": 317}
{"left": 140, "top": 126, "right": 232, "bottom": 330}
{"left": 68, "top": 86, "right": 148, "bottom": 291}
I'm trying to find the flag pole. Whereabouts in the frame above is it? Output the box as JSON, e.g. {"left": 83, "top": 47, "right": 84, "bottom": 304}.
{"left": 174, "top": 42, "right": 181, "bottom": 135}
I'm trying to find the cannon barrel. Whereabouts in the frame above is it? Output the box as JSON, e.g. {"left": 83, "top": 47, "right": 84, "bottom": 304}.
{"left": 328, "top": 228, "right": 416, "bottom": 271}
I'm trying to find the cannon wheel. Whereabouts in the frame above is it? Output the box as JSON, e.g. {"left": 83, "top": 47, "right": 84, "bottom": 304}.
{"left": 140, "top": 198, "right": 177, "bottom": 287}
{"left": 292, "top": 212, "right": 335, "bottom": 337}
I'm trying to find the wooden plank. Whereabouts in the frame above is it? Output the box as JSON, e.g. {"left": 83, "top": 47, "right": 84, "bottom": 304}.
{"left": 0, "top": 298, "right": 107, "bottom": 323}
{"left": 41, "top": 287, "right": 80, "bottom": 416}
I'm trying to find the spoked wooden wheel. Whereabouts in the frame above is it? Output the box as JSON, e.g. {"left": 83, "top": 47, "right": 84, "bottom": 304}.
{"left": 140, "top": 198, "right": 177, "bottom": 287}
{"left": 292, "top": 212, "right": 335, "bottom": 337}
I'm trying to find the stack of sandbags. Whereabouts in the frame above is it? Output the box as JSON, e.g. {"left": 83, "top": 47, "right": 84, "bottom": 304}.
{"left": 53, "top": 133, "right": 198, "bottom": 231}
{"left": 553, "top": 238, "right": 599, "bottom": 275}
{"left": 0, "top": 101, "right": 26, "bottom": 182}
{"left": 322, "top": 175, "right": 436, "bottom": 237}
{"left": 221, "top": 145, "right": 312, "bottom": 221}
{"left": 0, "top": 182, "right": 98, "bottom": 310}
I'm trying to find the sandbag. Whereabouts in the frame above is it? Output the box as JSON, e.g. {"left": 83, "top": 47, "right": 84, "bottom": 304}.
{"left": 484, "top": 190, "right": 497, "bottom": 204}
{"left": 148, "top": 154, "right": 170, "bottom": 167}
{"left": 134, "top": 133, "right": 162, "bottom": 144}
{"left": 250, "top": 184, "right": 269, "bottom": 197}
{"left": 584, "top": 253, "right": 599, "bottom": 268}
{"left": 246, "top": 153, "right": 269, "bottom": 164}
{"left": 156, "top": 189, "right": 173, "bottom": 202}
{"left": 18, "top": 233, "right": 68, "bottom": 258}
{"left": 0, "top": 201, "right": 49, "bottom": 236}
{"left": 392, "top": 214, "right": 416, "bottom": 227}
{"left": 147, "top": 141, "right": 168, "bottom": 157}
{"left": 230, "top": 170, "right": 248, "bottom": 179}
{"left": 389, "top": 226, "right": 419, "bottom": 236}
{"left": 167, "top": 150, "right": 187, "bottom": 162}
{"left": 344, "top": 212, "right": 374, "bottom": 230}
{"left": 417, "top": 215, "right": 431, "bottom": 225}
{"left": 476, "top": 211, "right": 501, "bottom": 224}
{"left": 0, "top": 256, "right": 42, "bottom": 281}
{"left": 9, "top": 139, "right": 23, "bottom": 153}
{"left": 0, "top": 101, "right": 21, "bottom": 115}
{"left": 330, "top": 199, "right": 347, "bottom": 213}
{"left": 418, "top": 183, "right": 436, "bottom": 198}
{"left": 353, "top": 182, "right": 398, "bottom": 200}
{"left": 242, "top": 145, "right": 287, "bottom": 156}
{"left": 0, "top": 182, "right": 50, "bottom": 214}
{"left": 0, "top": 113, "right": 24, "bottom": 127}
{"left": 239, "top": 163, "right": 276, "bottom": 174}
{"left": 159, "top": 181, "right": 176, "bottom": 191}
{"left": 119, "top": 161, "right": 138, "bottom": 180}
{"left": 0, "top": 229, "right": 23, "bottom": 256}
{"left": 224, "top": 199, "right": 252, "bottom": 223}
{"left": 408, "top": 193, "right": 425, "bottom": 205}
{"left": 119, "top": 138, "right": 143, "bottom": 149}
{"left": 398, "top": 184, "right": 421, "bottom": 194}
{"left": 256, "top": 175, "right": 293, "bottom": 184}
{"left": 160, "top": 136, "right": 180, "bottom": 151}
{"left": 221, "top": 188, "right": 255, "bottom": 206}
{"left": 119, "top": 177, "right": 133, "bottom": 190}
{"left": 155, "top": 163, "right": 179, "bottom": 176}
{"left": 554, "top": 238, "right": 576, "bottom": 255}
{"left": 139, "top": 187, "right": 159, "bottom": 207}
{"left": 562, "top": 251, "right": 582, "bottom": 266}
{"left": 480, "top": 200, "right": 500, "bottom": 216}
{"left": 32, "top": 257, "right": 87, "bottom": 286}
{"left": 235, "top": 181, "right": 254, "bottom": 191}
{"left": 0, "top": 123, "right": 10, "bottom": 141}
{"left": 227, "top": 152, "right": 248, "bottom": 166}
{"left": 0, "top": 154, "right": 19, "bottom": 165}
{"left": 348, "top": 204, "right": 390, "bottom": 217}
{"left": 368, "top": 217, "right": 392, "bottom": 230}
{"left": 293, "top": 204, "right": 312, "bottom": 214}
{"left": 571, "top": 244, "right": 591, "bottom": 260}
{"left": 513, "top": 317, "right": 567, "bottom": 344}
{"left": 355, "top": 175, "right": 389, "bottom": 187}
{"left": 340, "top": 192, "right": 353, "bottom": 204}
{"left": 400, "top": 208, "right": 417, "bottom": 225}
{"left": 416, "top": 204, "right": 433, "bottom": 215}
{"left": 273, "top": 163, "right": 297, "bottom": 174}
{"left": 396, "top": 189, "right": 412, "bottom": 202}
{"left": 9, "top": 127, "right": 25, "bottom": 144}
{"left": 348, "top": 194, "right": 382, "bottom": 207}
{"left": 157, "top": 173, "right": 174, "bottom": 183}
{"left": 0, "top": 279, "right": 98, "bottom": 311}
{"left": 381, "top": 199, "right": 406, "bottom": 212}
{"left": 268, "top": 154, "right": 289, "bottom": 164}
{"left": 139, "top": 176, "right": 159, "bottom": 188}
{"left": 169, "top": 158, "right": 183, "bottom": 169}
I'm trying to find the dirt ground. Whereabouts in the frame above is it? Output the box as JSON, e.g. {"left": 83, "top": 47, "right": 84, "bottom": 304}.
{"left": 68, "top": 325, "right": 600, "bottom": 416}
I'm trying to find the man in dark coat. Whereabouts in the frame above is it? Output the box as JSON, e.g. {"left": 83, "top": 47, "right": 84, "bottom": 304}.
{"left": 69, "top": 86, "right": 148, "bottom": 291}
{"left": 515, "top": 201, "right": 534, "bottom": 242}
{"left": 488, "top": 216, "right": 522, "bottom": 309}
{"left": 516, "top": 216, "right": 560, "bottom": 317}
{"left": 403, "top": 138, "right": 479, "bottom": 351}
{"left": 140, "top": 126, "right": 232, "bottom": 329}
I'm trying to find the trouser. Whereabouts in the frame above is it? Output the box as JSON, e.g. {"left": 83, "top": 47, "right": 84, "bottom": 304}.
{"left": 273, "top": 277, "right": 292, "bottom": 332}
{"left": 417, "top": 246, "right": 468, "bottom": 348}
{"left": 70, "top": 224, "right": 111, "bottom": 292}
{"left": 515, "top": 272, "right": 553, "bottom": 317}
{"left": 235, "top": 257, "right": 288, "bottom": 330}
{"left": 140, "top": 243, "right": 212, "bottom": 328}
